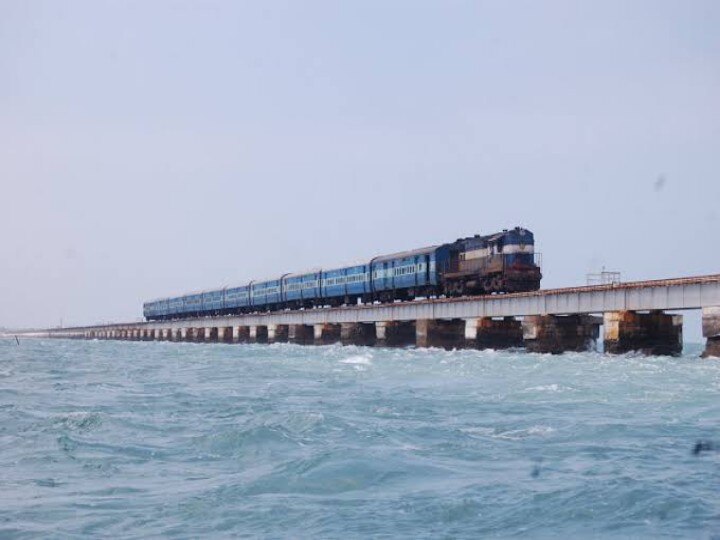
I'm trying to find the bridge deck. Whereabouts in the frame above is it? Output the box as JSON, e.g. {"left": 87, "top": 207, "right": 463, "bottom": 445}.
{"left": 49, "top": 274, "right": 720, "bottom": 333}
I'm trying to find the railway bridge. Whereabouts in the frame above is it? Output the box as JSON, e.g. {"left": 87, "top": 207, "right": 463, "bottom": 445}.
{"left": 35, "top": 274, "right": 720, "bottom": 357}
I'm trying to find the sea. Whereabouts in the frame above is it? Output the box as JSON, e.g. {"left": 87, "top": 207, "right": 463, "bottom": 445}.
{"left": 1, "top": 338, "right": 719, "bottom": 539}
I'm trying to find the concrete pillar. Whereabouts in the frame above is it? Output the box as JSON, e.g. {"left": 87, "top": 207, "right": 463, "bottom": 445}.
{"left": 604, "top": 310, "right": 682, "bottom": 356}
{"left": 250, "top": 326, "right": 268, "bottom": 343}
{"left": 465, "top": 317, "right": 524, "bottom": 349}
{"left": 289, "top": 324, "right": 313, "bottom": 345}
{"left": 233, "top": 326, "right": 250, "bottom": 343}
{"left": 340, "top": 323, "right": 376, "bottom": 346}
{"left": 180, "top": 328, "right": 188, "bottom": 341}
{"left": 376, "top": 321, "right": 416, "bottom": 347}
{"left": 702, "top": 307, "right": 720, "bottom": 358}
{"left": 523, "top": 315, "right": 601, "bottom": 354}
{"left": 314, "top": 323, "right": 341, "bottom": 345}
{"left": 416, "top": 319, "right": 465, "bottom": 349}
{"left": 268, "top": 324, "right": 288, "bottom": 343}
{"left": 205, "top": 327, "right": 215, "bottom": 341}
{"left": 217, "top": 327, "right": 230, "bottom": 342}
{"left": 155, "top": 329, "right": 162, "bottom": 340}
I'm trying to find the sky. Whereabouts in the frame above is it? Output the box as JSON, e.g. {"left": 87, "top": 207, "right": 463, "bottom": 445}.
{"left": 1, "top": 1, "right": 718, "bottom": 338}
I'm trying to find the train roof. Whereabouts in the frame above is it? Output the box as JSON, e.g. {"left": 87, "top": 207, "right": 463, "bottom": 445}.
{"left": 282, "top": 268, "right": 323, "bottom": 279}
{"left": 372, "top": 245, "right": 440, "bottom": 264}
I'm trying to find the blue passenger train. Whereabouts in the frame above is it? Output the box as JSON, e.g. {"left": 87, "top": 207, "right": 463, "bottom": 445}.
{"left": 143, "top": 227, "right": 541, "bottom": 320}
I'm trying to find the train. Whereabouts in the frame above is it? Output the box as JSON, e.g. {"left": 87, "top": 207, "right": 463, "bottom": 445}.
{"left": 143, "top": 227, "right": 541, "bottom": 320}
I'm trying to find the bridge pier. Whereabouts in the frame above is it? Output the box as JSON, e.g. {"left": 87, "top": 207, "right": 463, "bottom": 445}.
{"left": 341, "top": 323, "right": 376, "bottom": 346}
{"left": 416, "top": 319, "right": 465, "bottom": 349}
{"left": 268, "top": 324, "right": 289, "bottom": 343}
{"left": 232, "top": 326, "right": 249, "bottom": 343}
{"left": 465, "top": 317, "right": 524, "bottom": 349}
{"left": 376, "top": 321, "right": 415, "bottom": 347}
{"left": 523, "top": 315, "right": 601, "bottom": 354}
{"left": 701, "top": 307, "right": 720, "bottom": 358}
{"left": 217, "top": 326, "right": 229, "bottom": 342}
{"left": 314, "top": 323, "right": 341, "bottom": 345}
{"left": 250, "top": 325, "right": 268, "bottom": 344}
{"left": 604, "top": 311, "right": 682, "bottom": 356}
{"left": 289, "top": 324, "right": 314, "bottom": 344}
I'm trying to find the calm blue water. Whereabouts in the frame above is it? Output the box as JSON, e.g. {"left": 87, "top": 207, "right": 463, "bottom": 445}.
{"left": 1, "top": 339, "right": 719, "bottom": 538}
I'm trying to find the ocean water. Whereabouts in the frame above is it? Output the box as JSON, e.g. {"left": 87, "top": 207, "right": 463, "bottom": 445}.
{"left": 1, "top": 339, "right": 719, "bottom": 539}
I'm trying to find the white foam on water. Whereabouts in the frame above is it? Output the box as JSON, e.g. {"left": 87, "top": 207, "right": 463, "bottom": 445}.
{"left": 339, "top": 355, "right": 373, "bottom": 366}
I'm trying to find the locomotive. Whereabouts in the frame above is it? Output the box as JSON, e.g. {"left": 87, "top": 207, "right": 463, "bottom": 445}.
{"left": 144, "top": 227, "right": 541, "bottom": 320}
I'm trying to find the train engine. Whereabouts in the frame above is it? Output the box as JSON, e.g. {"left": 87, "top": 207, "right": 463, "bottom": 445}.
{"left": 441, "top": 227, "right": 541, "bottom": 295}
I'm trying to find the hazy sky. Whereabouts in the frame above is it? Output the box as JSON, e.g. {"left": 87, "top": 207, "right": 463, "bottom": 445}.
{"left": 1, "top": 1, "right": 718, "bottom": 335}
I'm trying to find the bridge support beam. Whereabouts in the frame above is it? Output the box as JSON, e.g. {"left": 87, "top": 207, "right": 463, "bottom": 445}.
{"left": 268, "top": 324, "right": 288, "bottom": 343}
{"left": 314, "top": 323, "right": 341, "bottom": 345}
{"left": 701, "top": 307, "right": 720, "bottom": 358}
{"left": 376, "top": 321, "right": 415, "bottom": 347}
{"left": 217, "top": 327, "right": 229, "bottom": 342}
{"left": 523, "top": 315, "right": 601, "bottom": 354}
{"left": 250, "top": 326, "right": 268, "bottom": 344}
{"left": 416, "top": 319, "right": 465, "bottom": 349}
{"left": 341, "top": 323, "right": 376, "bottom": 346}
{"left": 465, "top": 317, "right": 524, "bottom": 349}
{"left": 233, "top": 326, "right": 250, "bottom": 343}
{"left": 604, "top": 310, "right": 682, "bottom": 356}
{"left": 289, "top": 324, "right": 313, "bottom": 345}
